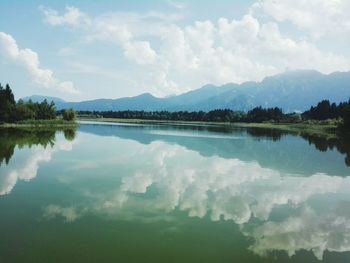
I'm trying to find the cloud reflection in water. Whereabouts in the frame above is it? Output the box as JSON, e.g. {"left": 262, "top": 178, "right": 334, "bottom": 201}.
{"left": 44, "top": 140, "right": 350, "bottom": 260}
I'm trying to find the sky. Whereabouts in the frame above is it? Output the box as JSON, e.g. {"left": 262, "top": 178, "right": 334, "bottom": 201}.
{"left": 0, "top": 0, "right": 350, "bottom": 101}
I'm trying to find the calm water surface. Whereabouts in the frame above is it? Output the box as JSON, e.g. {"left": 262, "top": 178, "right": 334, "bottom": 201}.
{"left": 1, "top": 122, "right": 350, "bottom": 262}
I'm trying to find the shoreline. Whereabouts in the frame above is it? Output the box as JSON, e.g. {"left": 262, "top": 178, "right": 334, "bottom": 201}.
{"left": 78, "top": 117, "right": 339, "bottom": 137}
{"left": 0, "top": 120, "right": 79, "bottom": 129}
{"left": 231, "top": 122, "right": 338, "bottom": 137}
{"left": 1, "top": 117, "right": 343, "bottom": 138}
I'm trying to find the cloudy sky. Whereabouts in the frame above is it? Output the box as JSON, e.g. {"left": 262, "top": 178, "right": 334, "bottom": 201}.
{"left": 1, "top": 0, "right": 350, "bottom": 101}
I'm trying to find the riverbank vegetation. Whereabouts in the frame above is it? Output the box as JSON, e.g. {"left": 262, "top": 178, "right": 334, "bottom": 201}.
{"left": 0, "top": 83, "right": 77, "bottom": 126}
{"left": 78, "top": 99, "right": 350, "bottom": 132}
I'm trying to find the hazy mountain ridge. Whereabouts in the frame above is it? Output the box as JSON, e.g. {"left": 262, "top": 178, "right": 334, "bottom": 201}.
{"left": 23, "top": 70, "right": 350, "bottom": 112}
{"left": 22, "top": 95, "right": 66, "bottom": 104}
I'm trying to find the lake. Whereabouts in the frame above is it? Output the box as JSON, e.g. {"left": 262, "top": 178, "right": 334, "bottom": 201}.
{"left": 1, "top": 121, "right": 350, "bottom": 262}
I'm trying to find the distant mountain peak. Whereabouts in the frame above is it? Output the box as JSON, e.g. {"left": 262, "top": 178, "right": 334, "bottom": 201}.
{"left": 263, "top": 69, "right": 323, "bottom": 81}
{"left": 22, "top": 95, "right": 66, "bottom": 103}
{"left": 23, "top": 70, "right": 350, "bottom": 112}
{"left": 136, "top": 92, "right": 156, "bottom": 98}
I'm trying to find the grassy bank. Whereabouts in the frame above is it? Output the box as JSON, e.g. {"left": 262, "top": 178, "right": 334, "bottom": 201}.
{"left": 78, "top": 117, "right": 224, "bottom": 126}
{"left": 0, "top": 119, "right": 79, "bottom": 128}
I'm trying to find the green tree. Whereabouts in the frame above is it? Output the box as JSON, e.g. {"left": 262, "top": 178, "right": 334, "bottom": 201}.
{"left": 14, "top": 99, "right": 35, "bottom": 121}
{"left": 35, "top": 100, "right": 56, "bottom": 120}
{"left": 62, "top": 108, "right": 76, "bottom": 121}
{"left": 0, "top": 83, "right": 16, "bottom": 122}
{"left": 343, "top": 106, "right": 350, "bottom": 129}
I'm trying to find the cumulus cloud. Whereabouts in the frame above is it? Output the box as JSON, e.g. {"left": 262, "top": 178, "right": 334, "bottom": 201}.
{"left": 0, "top": 32, "right": 79, "bottom": 94}
{"left": 123, "top": 41, "right": 157, "bottom": 65}
{"left": 41, "top": 5, "right": 91, "bottom": 27}
{"left": 41, "top": 5, "right": 350, "bottom": 96}
{"left": 251, "top": 0, "right": 350, "bottom": 39}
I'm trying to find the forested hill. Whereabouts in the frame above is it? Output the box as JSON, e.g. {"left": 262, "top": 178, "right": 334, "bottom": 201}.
{"left": 24, "top": 70, "right": 350, "bottom": 112}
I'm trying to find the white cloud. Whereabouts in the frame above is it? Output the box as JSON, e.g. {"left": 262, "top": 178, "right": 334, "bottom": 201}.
{"left": 41, "top": 5, "right": 350, "bottom": 96}
{"left": 0, "top": 32, "right": 79, "bottom": 94}
{"left": 151, "top": 15, "right": 348, "bottom": 93}
{"left": 41, "top": 5, "right": 91, "bottom": 27}
{"left": 218, "top": 15, "right": 260, "bottom": 46}
{"left": 123, "top": 41, "right": 157, "bottom": 65}
{"left": 167, "top": 0, "right": 187, "bottom": 10}
{"left": 251, "top": 0, "right": 350, "bottom": 39}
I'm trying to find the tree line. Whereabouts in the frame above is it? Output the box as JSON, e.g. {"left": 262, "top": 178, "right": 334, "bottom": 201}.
{"left": 302, "top": 99, "right": 350, "bottom": 129}
{"left": 78, "top": 107, "right": 294, "bottom": 123}
{"left": 1, "top": 82, "right": 349, "bottom": 129}
{"left": 302, "top": 99, "right": 350, "bottom": 120}
{"left": 79, "top": 99, "right": 350, "bottom": 129}
{"left": 0, "top": 83, "right": 76, "bottom": 123}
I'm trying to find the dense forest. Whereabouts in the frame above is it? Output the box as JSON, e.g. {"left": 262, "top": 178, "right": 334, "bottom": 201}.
{"left": 302, "top": 99, "right": 350, "bottom": 123}
{"left": 302, "top": 99, "right": 350, "bottom": 129}
{"left": 78, "top": 107, "right": 289, "bottom": 123}
{"left": 0, "top": 83, "right": 75, "bottom": 123}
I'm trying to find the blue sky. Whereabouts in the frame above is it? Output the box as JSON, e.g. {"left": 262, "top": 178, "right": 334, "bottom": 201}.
{"left": 1, "top": 0, "right": 349, "bottom": 101}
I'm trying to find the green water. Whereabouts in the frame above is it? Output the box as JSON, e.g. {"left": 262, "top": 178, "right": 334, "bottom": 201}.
{"left": 1, "top": 122, "right": 350, "bottom": 262}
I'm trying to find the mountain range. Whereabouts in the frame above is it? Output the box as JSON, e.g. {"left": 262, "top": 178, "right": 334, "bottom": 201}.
{"left": 23, "top": 70, "right": 350, "bottom": 112}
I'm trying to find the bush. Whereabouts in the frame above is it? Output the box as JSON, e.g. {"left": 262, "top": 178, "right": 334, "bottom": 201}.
{"left": 62, "top": 108, "right": 76, "bottom": 121}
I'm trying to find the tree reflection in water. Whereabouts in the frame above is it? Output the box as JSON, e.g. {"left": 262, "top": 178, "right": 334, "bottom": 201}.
{"left": 245, "top": 127, "right": 350, "bottom": 167}
{"left": 0, "top": 128, "right": 76, "bottom": 166}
